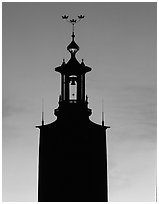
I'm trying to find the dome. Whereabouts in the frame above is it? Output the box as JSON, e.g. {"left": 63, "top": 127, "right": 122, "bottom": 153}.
{"left": 67, "top": 39, "right": 79, "bottom": 54}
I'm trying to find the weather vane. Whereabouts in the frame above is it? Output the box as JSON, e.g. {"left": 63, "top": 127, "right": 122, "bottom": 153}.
{"left": 62, "top": 15, "right": 85, "bottom": 35}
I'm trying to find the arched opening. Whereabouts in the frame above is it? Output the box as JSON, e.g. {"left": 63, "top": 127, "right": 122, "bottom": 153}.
{"left": 69, "top": 76, "right": 77, "bottom": 102}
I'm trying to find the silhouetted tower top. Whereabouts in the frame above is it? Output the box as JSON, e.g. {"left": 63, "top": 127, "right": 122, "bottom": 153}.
{"left": 54, "top": 15, "right": 92, "bottom": 120}
{"left": 56, "top": 15, "right": 91, "bottom": 74}
{"left": 62, "top": 15, "right": 84, "bottom": 54}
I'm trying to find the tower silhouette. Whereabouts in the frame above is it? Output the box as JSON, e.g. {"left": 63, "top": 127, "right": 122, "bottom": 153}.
{"left": 37, "top": 16, "right": 110, "bottom": 202}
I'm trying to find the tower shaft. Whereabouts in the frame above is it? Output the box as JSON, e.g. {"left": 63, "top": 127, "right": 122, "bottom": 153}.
{"left": 37, "top": 16, "right": 110, "bottom": 202}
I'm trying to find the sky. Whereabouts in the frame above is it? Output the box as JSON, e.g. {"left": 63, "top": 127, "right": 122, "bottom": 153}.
{"left": 2, "top": 2, "right": 157, "bottom": 202}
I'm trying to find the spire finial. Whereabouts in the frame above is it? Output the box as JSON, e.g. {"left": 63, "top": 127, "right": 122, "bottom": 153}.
{"left": 102, "top": 99, "right": 104, "bottom": 126}
{"left": 42, "top": 98, "right": 44, "bottom": 126}
{"left": 156, "top": 172, "right": 157, "bottom": 202}
{"left": 62, "top": 15, "right": 85, "bottom": 40}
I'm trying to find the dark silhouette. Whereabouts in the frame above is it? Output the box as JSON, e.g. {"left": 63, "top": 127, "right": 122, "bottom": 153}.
{"left": 36, "top": 16, "right": 110, "bottom": 202}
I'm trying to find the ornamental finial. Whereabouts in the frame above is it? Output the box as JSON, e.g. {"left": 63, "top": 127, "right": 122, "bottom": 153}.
{"left": 62, "top": 15, "right": 85, "bottom": 40}
{"left": 102, "top": 99, "right": 104, "bottom": 126}
{"left": 42, "top": 98, "right": 44, "bottom": 126}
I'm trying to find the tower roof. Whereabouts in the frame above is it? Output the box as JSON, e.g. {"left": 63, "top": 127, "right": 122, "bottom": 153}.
{"left": 55, "top": 58, "right": 91, "bottom": 75}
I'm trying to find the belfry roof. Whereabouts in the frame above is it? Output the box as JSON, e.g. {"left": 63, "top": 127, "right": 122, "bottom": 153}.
{"left": 55, "top": 57, "right": 91, "bottom": 75}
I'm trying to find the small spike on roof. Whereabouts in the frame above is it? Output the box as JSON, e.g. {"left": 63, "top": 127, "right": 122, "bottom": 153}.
{"left": 81, "top": 59, "right": 85, "bottom": 65}
{"left": 62, "top": 59, "right": 65, "bottom": 65}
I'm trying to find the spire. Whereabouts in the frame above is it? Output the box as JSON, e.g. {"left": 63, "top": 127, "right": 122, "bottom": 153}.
{"left": 102, "top": 99, "right": 104, "bottom": 126}
{"left": 156, "top": 173, "right": 157, "bottom": 202}
{"left": 42, "top": 98, "right": 44, "bottom": 126}
{"left": 71, "top": 21, "right": 75, "bottom": 41}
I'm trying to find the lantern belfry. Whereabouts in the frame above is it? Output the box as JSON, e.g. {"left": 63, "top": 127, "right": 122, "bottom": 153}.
{"left": 37, "top": 15, "right": 110, "bottom": 202}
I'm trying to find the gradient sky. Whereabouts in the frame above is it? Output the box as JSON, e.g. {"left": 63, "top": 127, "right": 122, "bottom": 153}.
{"left": 2, "top": 2, "right": 157, "bottom": 202}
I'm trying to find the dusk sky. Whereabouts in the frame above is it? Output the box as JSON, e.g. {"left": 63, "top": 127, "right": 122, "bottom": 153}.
{"left": 2, "top": 2, "right": 157, "bottom": 202}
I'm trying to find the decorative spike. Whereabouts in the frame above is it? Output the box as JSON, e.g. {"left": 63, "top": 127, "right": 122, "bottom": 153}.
{"left": 156, "top": 173, "right": 157, "bottom": 202}
{"left": 62, "top": 59, "right": 65, "bottom": 65}
{"left": 81, "top": 59, "right": 85, "bottom": 65}
{"left": 62, "top": 14, "right": 85, "bottom": 41}
{"left": 102, "top": 99, "right": 104, "bottom": 126}
{"left": 42, "top": 98, "right": 44, "bottom": 126}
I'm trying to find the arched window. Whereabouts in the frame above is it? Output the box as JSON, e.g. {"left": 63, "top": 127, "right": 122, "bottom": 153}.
{"left": 69, "top": 75, "right": 77, "bottom": 102}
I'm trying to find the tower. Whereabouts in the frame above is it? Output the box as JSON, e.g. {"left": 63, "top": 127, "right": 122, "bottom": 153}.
{"left": 37, "top": 16, "right": 110, "bottom": 202}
